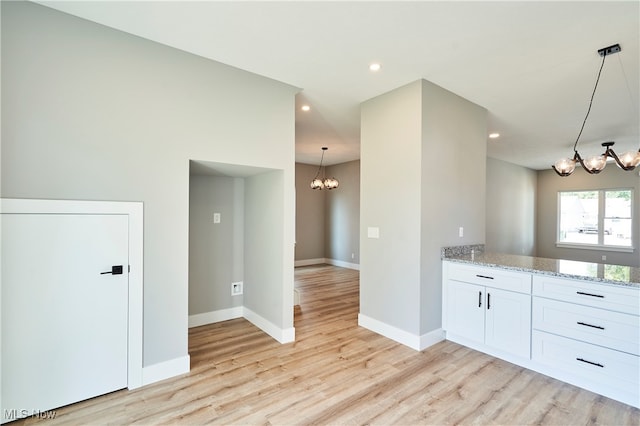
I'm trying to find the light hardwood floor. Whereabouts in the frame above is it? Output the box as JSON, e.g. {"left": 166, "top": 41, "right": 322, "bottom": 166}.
{"left": 14, "top": 264, "right": 640, "bottom": 425}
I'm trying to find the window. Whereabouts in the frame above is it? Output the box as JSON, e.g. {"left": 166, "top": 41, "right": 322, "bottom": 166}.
{"left": 558, "top": 189, "right": 633, "bottom": 250}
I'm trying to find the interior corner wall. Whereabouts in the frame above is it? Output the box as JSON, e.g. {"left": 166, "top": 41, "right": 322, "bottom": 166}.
{"left": 244, "top": 170, "right": 294, "bottom": 331}
{"left": 189, "top": 175, "right": 244, "bottom": 316}
{"left": 295, "top": 163, "right": 325, "bottom": 261}
{"left": 1, "top": 2, "right": 297, "bottom": 367}
{"left": 419, "top": 79, "right": 487, "bottom": 334}
{"left": 486, "top": 157, "right": 537, "bottom": 256}
{"left": 536, "top": 166, "right": 639, "bottom": 267}
{"left": 360, "top": 80, "right": 423, "bottom": 335}
{"left": 325, "top": 160, "right": 360, "bottom": 265}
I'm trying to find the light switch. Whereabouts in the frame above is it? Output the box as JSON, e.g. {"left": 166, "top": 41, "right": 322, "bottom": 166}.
{"left": 213, "top": 213, "right": 221, "bottom": 224}
{"left": 367, "top": 227, "right": 380, "bottom": 239}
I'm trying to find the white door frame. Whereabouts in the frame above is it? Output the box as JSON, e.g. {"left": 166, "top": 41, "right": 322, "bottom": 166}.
{"left": 0, "top": 198, "right": 144, "bottom": 413}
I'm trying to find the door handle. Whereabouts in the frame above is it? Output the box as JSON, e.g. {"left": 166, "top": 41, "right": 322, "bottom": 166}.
{"left": 100, "top": 265, "right": 123, "bottom": 275}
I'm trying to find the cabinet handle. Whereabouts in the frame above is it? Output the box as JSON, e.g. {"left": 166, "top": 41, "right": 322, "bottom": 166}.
{"left": 576, "top": 357, "right": 604, "bottom": 368}
{"left": 487, "top": 293, "right": 491, "bottom": 310}
{"left": 478, "top": 291, "right": 482, "bottom": 308}
{"left": 476, "top": 274, "right": 494, "bottom": 280}
{"left": 577, "top": 321, "right": 605, "bottom": 330}
{"left": 576, "top": 291, "right": 604, "bottom": 299}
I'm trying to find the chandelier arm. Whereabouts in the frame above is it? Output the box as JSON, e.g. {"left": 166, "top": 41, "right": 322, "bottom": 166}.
{"left": 606, "top": 147, "right": 637, "bottom": 171}
{"left": 572, "top": 52, "right": 607, "bottom": 153}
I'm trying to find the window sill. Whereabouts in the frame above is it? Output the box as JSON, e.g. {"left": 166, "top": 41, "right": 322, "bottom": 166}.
{"left": 555, "top": 242, "right": 635, "bottom": 253}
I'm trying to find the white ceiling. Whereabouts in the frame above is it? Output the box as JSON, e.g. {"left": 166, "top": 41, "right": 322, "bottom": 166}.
{"left": 37, "top": 1, "right": 639, "bottom": 170}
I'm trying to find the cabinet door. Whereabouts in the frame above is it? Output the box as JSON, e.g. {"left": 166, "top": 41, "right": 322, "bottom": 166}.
{"left": 485, "top": 288, "right": 531, "bottom": 358}
{"left": 446, "top": 280, "right": 485, "bottom": 344}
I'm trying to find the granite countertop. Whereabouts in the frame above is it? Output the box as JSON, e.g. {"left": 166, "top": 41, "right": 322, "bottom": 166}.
{"left": 442, "top": 246, "right": 639, "bottom": 288}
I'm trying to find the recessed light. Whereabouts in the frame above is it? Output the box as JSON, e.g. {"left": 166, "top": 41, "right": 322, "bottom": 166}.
{"left": 369, "top": 63, "right": 381, "bottom": 72}
{"left": 301, "top": 105, "right": 311, "bottom": 112}
{"left": 489, "top": 133, "right": 500, "bottom": 139}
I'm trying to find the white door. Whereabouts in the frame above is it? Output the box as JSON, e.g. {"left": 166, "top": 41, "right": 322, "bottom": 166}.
{"left": 485, "top": 287, "right": 532, "bottom": 358}
{"left": 2, "top": 214, "right": 129, "bottom": 419}
{"left": 446, "top": 280, "right": 485, "bottom": 344}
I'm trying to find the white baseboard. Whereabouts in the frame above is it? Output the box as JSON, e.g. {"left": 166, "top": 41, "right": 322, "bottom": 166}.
{"left": 420, "top": 328, "right": 445, "bottom": 350}
{"left": 294, "top": 257, "right": 360, "bottom": 271}
{"left": 325, "top": 258, "right": 360, "bottom": 271}
{"left": 243, "top": 307, "right": 295, "bottom": 344}
{"left": 141, "top": 355, "right": 190, "bottom": 386}
{"left": 188, "top": 307, "right": 243, "bottom": 328}
{"left": 294, "top": 258, "right": 326, "bottom": 267}
{"left": 358, "top": 313, "right": 421, "bottom": 350}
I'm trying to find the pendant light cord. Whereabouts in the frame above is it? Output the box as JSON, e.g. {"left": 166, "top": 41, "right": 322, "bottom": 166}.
{"left": 573, "top": 53, "right": 607, "bottom": 153}
{"left": 313, "top": 149, "right": 326, "bottom": 179}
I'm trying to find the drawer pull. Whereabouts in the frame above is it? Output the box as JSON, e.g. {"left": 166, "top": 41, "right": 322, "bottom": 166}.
{"left": 576, "top": 357, "right": 604, "bottom": 368}
{"left": 475, "top": 274, "right": 494, "bottom": 280}
{"left": 478, "top": 291, "right": 482, "bottom": 308}
{"left": 577, "top": 321, "right": 605, "bottom": 330}
{"left": 487, "top": 293, "right": 491, "bottom": 310}
{"left": 576, "top": 291, "right": 604, "bottom": 299}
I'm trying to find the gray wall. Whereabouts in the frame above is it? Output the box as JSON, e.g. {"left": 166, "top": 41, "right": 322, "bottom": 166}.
{"left": 295, "top": 163, "right": 325, "bottom": 261}
{"left": 419, "top": 80, "right": 487, "bottom": 333}
{"left": 537, "top": 166, "right": 639, "bottom": 267}
{"left": 325, "top": 160, "right": 360, "bottom": 264}
{"left": 1, "top": 2, "right": 297, "bottom": 366}
{"left": 486, "top": 158, "right": 537, "bottom": 256}
{"left": 295, "top": 160, "right": 361, "bottom": 265}
{"left": 360, "top": 79, "right": 487, "bottom": 337}
{"left": 189, "top": 175, "right": 244, "bottom": 315}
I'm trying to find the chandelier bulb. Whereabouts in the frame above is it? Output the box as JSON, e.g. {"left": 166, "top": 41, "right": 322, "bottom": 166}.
{"left": 552, "top": 157, "right": 577, "bottom": 177}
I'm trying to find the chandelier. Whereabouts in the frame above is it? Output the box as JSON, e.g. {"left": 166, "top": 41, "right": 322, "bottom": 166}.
{"left": 552, "top": 44, "right": 640, "bottom": 177}
{"left": 310, "top": 147, "right": 339, "bottom": 190}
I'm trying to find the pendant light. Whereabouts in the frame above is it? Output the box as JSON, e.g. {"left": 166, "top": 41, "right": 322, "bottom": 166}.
{"left": 310, "top": 147, "right": 339, "bottom": 190}
{"left": 552, "top": 44, "right": 640, "bottom": 177}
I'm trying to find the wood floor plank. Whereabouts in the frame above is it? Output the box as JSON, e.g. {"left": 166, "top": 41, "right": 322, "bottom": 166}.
{"left": 10, "top": 264, "right": 639, "bottom": 425}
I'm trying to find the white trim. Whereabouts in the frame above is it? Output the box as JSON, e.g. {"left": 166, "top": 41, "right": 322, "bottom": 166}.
{"left": 141, "top": 355, "right": 190, "bottom": 386}
{"left": 294, "top": 258, "right": 326, "bottom": 267}
{"left": 188, "top": 307, "right": 243, "bottom": 328}
{"left": 358, "top": 313, "right": 421, "bottom": 351}
{"left": 243, "top": 307, "right": 295, "bottom": 344}
{"left": 420, "top": 328, "right": 446, "bottom": 350}
{"left": 555, "top": 242, "right": 634, "bottom": 253}
{"left": 0, "top": 198, "right": 144, "bottom": 390}
{"left": 294, "top": 257, "right": 361, "bottom": 271}
{"left": 325, "top": 258, "right": 360, "bottom": 271}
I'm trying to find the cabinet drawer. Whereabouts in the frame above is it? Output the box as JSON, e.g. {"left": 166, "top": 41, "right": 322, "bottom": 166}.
{"left": 533, "top": 297, "right": 640, "bottom": 356}
{"left": 532, "top": 330, "right": 639, "bottom": 404}
{"left": 533, "top": 275, "right": 639, "bottom": 315}
{"left": 447, "top": 263, "right": 531, "bottom": 294}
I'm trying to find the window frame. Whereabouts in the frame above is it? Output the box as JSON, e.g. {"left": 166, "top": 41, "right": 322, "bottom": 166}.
{"left": 556, "top": 188, "right": 634, "bottom": 253}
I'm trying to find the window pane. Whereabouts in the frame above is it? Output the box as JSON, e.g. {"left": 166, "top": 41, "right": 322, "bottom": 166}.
{"left": 559, "top": 191, "right": 598, "bottom": 244}
{"left": 604, "top": 190, "right": 632, "bottom": 247}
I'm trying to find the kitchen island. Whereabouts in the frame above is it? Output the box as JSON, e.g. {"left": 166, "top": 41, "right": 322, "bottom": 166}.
{"left": 441, "top": 245, "right": 639, "bottom": 408}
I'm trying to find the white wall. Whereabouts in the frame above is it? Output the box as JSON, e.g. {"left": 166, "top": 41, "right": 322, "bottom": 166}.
{"left": 486, "top": 157, "right": 537, "bottom": 256}
{"left": 189, "top": 175, "right": 244, "bottom": 315}
{"left": 1, "top": 2, "right": 297, "bottom": 367}
{"left": 360, "top": 79, "right": 486, "bottom": 345}
{"left": 419, "top": 80, "right": 487, "bottom": 333}
{"left": 360, "top": 80, "right": 423, "bottom": 335}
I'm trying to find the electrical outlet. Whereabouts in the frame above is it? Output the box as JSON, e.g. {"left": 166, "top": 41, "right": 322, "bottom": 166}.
{"left": 601, "top": 255, "right": 607, "bottom": 261}
{"left": 458, "top": 227, "right": 464, "bottom": 238}
{"left": 231, "top": 281, "right": 243, "bottom": 296}
{"left": 213, "top": 213, "right": 221, "bottom": 224}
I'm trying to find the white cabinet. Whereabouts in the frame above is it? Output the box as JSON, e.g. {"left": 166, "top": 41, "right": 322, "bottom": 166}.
{"left": 532, "top": 274, "right": 640, "bottom": 408}
{"left": 442, "top": 260, "right": 640, "bottom": 408}
{"left": 443, "top": 262, "right": 532, "bottom": 360}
